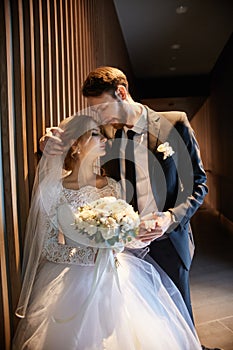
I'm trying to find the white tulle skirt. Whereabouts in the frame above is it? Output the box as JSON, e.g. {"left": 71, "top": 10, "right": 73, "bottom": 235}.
{"left": 13, "top": 250, "right": 201, "bottom": 350}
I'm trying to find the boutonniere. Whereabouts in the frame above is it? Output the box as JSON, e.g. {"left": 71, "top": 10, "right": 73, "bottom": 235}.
{"left": 157, "top": 142, "right": 175, "bottom": 160}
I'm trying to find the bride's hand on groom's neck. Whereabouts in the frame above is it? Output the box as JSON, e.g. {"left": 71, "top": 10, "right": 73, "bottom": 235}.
{"left": 39, "top": 127, "right": 64, "bottom": 155}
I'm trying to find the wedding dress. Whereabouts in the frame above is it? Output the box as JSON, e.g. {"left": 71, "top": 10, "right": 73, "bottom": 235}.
{"left": 13, "top": 177, "right": 201, "bottom": 350}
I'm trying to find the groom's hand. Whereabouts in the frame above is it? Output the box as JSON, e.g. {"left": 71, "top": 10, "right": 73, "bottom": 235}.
{"left": 138, "top": 211, "right": 173, "bottom": 242}
{"left": 39, "top": 127, "right": 64, "bottom": 155}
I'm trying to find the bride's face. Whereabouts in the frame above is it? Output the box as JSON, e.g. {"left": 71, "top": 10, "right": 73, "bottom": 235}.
{"left": 79, "top": 123, "right": 107, "bottom": 159}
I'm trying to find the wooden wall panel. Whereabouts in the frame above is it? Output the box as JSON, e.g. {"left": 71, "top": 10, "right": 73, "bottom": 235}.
{"left": 0, "top": 1, "right": 22, "bottom": 348}
{"left": 191, "top": 35, "right": 233, "bottom": 233}
{"left": 0, "top": 0, "right": 133, "bottom": 347}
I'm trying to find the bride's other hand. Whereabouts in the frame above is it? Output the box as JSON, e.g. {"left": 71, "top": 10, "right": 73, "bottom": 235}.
{"left": 39, "top": 127, "right": 64, "bottom": 155}
{"left": 138, "top": 211, "right": 173, "bottom": 242}
{"left": 137, "top": 223, "right": 163, "bottom": 242}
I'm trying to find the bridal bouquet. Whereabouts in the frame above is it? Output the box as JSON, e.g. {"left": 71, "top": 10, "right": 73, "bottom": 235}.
{"left": 74, "top": 197, "right": 140, "bottom": 247}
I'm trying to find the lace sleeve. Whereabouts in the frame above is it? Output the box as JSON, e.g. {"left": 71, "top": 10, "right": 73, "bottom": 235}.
{"left": 106, "top": 177, "right": 122, "bottom": 199}
{"left": 41, "top": 222, "right": 97, "bottom": 265}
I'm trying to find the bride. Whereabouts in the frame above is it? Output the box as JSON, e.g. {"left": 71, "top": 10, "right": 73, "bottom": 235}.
{"left": 13, "top": 114, "right": 202, "bottom": 349}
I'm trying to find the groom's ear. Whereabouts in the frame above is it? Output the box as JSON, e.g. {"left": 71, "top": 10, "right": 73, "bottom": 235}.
{"left": 115, "top": 85, "right": 127, "bottom": 101}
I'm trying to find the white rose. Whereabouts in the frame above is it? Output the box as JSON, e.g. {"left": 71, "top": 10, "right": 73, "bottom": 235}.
{"left": 157, "top": 142, "right": 175, "bottom": 160}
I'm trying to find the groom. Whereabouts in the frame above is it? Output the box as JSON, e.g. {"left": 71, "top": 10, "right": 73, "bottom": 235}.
{"left": 81, "top": 66, "right": 208, "bottom": 319}
{"left": 40, "top": 66, "right": 220, "bottom": 350}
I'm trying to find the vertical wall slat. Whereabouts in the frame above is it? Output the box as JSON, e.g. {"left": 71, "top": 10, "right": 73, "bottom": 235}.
{"left": 0, "top": 1, "right": 11, "bottom": 344}
{"left": 49, "top": 0, "right": 57, "bottom": 126}
{"left": 29, "top": 0, "right": 38, "bottom": 170}
{"left": 73, "top": 0, "right": 79, "bottom": 112}
{"left": 57, "top": 0, "right": 66, "bottom": 120}
{"left": 0, "top": 212, "right": 11, "bottom": 349}
{"left": 53, "top": 0, "right": 61, "bottom": 124}
{"left": 70, "top": 0, "right": 76, "bottom": 114}
{"left": 77, "top": 0, "right": 85, "bottom": 108}
{"left": 38, "top": 0, "right": 46, "bottom": 134}
{"left": 64, "top": 0, "right": 71, "bottom": 116}
{"left": 81, "top": 0, "right": 87, "bottom": 104}
{"left": 46, "top": 0, "right": 54, "bottom": 125}
{"left": 0, "top": 131, "right": 11, "bottom": 346}
{"left": 42, "top": 0, "right": 51, "bottom": 128}
{"left": 22, "top": 0, "right": 36, "bottom": 191}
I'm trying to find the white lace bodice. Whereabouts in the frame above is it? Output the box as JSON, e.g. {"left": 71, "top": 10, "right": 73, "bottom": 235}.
{"left": 41, "top": 178, "right": 122, "bottom": 265}
{"left": 61, "top": 177, "right": 120, "bottom": 210}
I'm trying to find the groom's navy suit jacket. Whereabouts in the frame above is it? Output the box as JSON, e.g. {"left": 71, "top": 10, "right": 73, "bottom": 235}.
{"left": 101, "top": 107, "right": 208, "bottom": 271}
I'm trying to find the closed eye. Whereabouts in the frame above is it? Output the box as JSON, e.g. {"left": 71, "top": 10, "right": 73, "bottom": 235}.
{"left": 90, "top": 127, "right": 102, "bottom": 137}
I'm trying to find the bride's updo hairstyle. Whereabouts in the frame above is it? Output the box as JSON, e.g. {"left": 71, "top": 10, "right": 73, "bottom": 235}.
{"left": 59, "top": 115, "right": 98, "bottom": 171}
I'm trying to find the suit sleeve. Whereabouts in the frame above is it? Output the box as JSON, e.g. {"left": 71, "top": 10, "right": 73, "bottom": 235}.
{"left": 169, "top": 114, "right": 208, "bottom": 229}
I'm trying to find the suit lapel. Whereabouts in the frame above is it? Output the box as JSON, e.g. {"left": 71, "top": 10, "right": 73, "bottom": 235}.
{"left": 146, "top": 107, "right": 161, "bottom": 152}
{"left": 145, "top": 108, "right": 164, "bottom": 209}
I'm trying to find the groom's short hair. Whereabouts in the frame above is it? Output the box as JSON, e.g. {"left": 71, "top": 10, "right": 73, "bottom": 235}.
{"left": 82, "top": 66, "right": 128, "bottom": 98}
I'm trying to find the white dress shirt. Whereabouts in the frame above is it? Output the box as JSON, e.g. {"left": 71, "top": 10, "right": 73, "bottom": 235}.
{"left": 119, "top": 105, "right": 158, "bottom": 218}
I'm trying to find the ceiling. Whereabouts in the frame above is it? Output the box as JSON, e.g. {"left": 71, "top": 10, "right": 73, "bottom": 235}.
{"left": 113, "top": 0, "right": 233, "bottom": 118}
